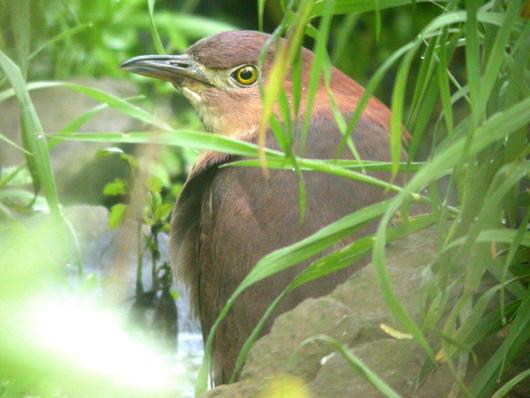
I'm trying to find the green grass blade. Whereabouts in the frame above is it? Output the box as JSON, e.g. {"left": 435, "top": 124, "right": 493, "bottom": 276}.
{"left": 226, "top": 159, "right": 424, "bottom": 172}
{"left": 490, "top": 369, "right": 530, "bottom": 398}
{"left": 28, "top": 22, "right": 92, "bottom": 61}
{"left": 500, "top": 208, "right": 530, "bottom": 322}
{"left": 390, "top": 55, "right": 412, "bottom": 177}
{"left": 437, "top": 34, "right": 454, "bottom": 138}
{"left": 238, "top": 200, "right": 390, "bottom": 288}
{"left": 258, "top": 0, "right": 266, "bottom": 31}
{"left": 57, "top": 131, "right": 416, "bottom": 196}
{"left": 465, "top": 0, "right": 480, "bottom": 127}
{"left": 300, "top": 0, "right": 334, "bottom": 153}
{"left": 0, "top": 81, "right": 172, "bottom": 130}
{"left": 302, "top": 335, "right": 401, "bottom": 398}
{"left": 54, "top": 130, "right": 283, "bottom": 159}
{"left": 469, "top": 295, "right": 530, "bottom": 398}
{"left": 311, "top": 0, "right": 445, "bottom": 16}
{"left": 0, "top": 50, "right": 59, "bottom": 215}
{"left": 0, "top": 131, "right": 30, "bottom": 154}
{"left": 477, "top": 0, "right": 521, "bottom": 119}
{"left": 371, "top": 95, "right": 530, "bottom": 362}
{"left": 9, "top": 0, "right": 30, "bottom": 78}
{"left": 147, "top": 0, "right": 166, "bottom": 55}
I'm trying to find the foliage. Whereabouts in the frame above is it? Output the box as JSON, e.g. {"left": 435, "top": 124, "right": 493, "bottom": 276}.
{"left": 1, "top": 0, "right": 529, "bottom": 397}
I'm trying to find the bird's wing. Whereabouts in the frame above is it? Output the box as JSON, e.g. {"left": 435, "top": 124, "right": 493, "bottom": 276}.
{"left": 169, "top": 151, "right": 231, "bottom": 319}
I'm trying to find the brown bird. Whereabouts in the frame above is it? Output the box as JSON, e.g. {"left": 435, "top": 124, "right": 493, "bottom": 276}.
{"left": 122, "top": 30, "right": 395, "bottom": 384}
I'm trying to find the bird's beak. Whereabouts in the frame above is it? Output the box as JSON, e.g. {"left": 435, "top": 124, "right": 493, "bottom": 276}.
{"left": 120, "top": 54, "right": 209, "bottom": 86}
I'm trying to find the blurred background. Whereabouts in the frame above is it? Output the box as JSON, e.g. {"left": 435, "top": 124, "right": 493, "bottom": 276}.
{"left": 0, "top": 2, "right": 441, "bottom": 395}
{"left": 0, "top": 0, "right": 444, "bottom": 209}
{"left": 1, "top": 0, "right": 527, "bottom": 397}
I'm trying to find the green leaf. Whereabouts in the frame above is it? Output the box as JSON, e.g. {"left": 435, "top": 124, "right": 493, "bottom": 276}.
{"left": 103, "top": 178, "right": 127, "bottom": 196}
{"left": 147, "top": 175, "right": 164, "bottom": 193}
{"left": 109, "top": 203, "right": 127, "bottom": 230}
{"left": 155, "top": 203, "right": 173, "bottom": 221}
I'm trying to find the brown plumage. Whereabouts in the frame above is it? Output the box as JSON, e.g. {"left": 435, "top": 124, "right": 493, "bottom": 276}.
{"left": 122, "top": 30, "right": 397, "bottom": 384}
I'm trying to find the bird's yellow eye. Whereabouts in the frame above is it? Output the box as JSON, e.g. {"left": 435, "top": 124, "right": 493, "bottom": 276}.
{"left": 232, "top": 65, "right": 258, "bottom": 86}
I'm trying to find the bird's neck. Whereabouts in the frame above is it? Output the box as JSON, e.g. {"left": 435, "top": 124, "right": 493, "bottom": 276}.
{"left": 194, "top": 75, "right": 392, "bottom": 141}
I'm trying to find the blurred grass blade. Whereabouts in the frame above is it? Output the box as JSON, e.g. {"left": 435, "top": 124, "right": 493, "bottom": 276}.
{"left": 490, "top": 369, "right": 530, "bottom": 398}
{"left": 147, "top": 0, "right": 166, "bottom": 54}
{"left": 477, "top": 0, "right": 521, "bottom": 120}
{"left": 0, "top": 50, "right": 60, "bottom": 215}
{"left": 465, "top": 0, "right": 480, "bottom": 127}
{"left": 300, "top": 0, "right": 334, "bottom": 153}
{"left": 500, "top": 208, "right": 530, "bottom": 322}
{"left": 9, "top": 0, "right": 30, "bottom": 78}
{"left": 49, "top": 95, "right": 144, "bottom": 148}
{"left": 311, "top": 0, "right": 440, "bottom": 16}
{"left": 258, "top": 0, "right": 266, "bottom": 31}
{"left": 0, "top": 131, "right": 30, "bottom": 154}
{"left": 469, "top": 295, "right": 530, "bottom": 397}
{"left": 0, "top": 81, "right": 172, "bottom": 130}
{"left": 257, "top": 0, "right": 314, "bottom": 169}
{"left": 28, "top": 22, "right": 92, "bottom": 61}
{"left": 54, "top": 130, "right": 284, "bottom": 159}
{"left": 154, "top": 12, "right": 236, "bottom": 38}
{"left": 58, "top": 131, "right": 412, "bottom": 195}
{"left": 226, "top": 158, "right": 424, "bottom": 172}
{"left": 371, "top": 96, "right": 530, "bottom": 361}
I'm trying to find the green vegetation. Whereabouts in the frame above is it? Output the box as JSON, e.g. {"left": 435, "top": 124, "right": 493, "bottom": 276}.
{"left": 1, "top": 0, "right": 529, "bottom": 397}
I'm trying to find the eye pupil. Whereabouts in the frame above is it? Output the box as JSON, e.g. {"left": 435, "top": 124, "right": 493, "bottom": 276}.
{"left": 240, "top": 69, "right": 253, "bottom": 80}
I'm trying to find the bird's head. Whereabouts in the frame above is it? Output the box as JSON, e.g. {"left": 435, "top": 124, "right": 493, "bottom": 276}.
{"left": 122, "top": 31, "right": 285, "bottom": 138}
{"left": 122, "top": 30, "right": 391, "bottom": 139}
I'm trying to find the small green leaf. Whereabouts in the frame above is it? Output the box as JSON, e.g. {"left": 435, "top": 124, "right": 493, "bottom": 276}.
{"left": 103, "top": 178, "right": 127, "bottom": 196}
{"left": 155, "top": 203, "right": 173, "bottom": 221}
{"left": 147, "top": 176, "right": 164, "bottom": 194}
{"left": 109, "top": 203, "right": 127, "bottom": 229}
{"left": 170, "top": 289, "right": 180, "bottom": 301}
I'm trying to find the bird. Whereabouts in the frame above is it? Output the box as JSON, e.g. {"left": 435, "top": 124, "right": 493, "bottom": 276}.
{"left": 122, "top": 30, "right": 396, "bottom": 385}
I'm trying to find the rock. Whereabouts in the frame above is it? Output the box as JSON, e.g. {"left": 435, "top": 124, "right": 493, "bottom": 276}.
{"left": 309, "top": 339, "right": 452, "bottom": 398}
{"left": 241, "top": 297, "right": 363, "bottom": 382}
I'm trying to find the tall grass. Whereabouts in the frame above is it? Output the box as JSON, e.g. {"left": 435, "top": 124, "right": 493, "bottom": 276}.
{"left": 0, "top": 0, "right": 528, "bottom": 397}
